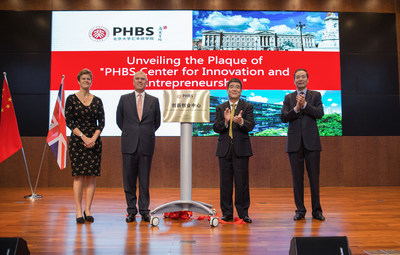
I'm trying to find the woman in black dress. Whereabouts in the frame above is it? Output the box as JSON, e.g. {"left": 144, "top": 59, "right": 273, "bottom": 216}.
{"left": 65, "top": 68, "right": 105, "bottom": 224}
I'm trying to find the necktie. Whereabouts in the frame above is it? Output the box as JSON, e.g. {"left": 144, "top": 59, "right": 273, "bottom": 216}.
{"left": 229, "top": 103, "right": 236, "bottom": 139}
{"left": 137, "top": 94, "right": 143, "bottom": 121}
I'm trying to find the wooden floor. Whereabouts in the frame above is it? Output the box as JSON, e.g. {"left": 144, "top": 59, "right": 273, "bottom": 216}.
{"left": 1, "top": 187, "right": 400, "bottom": 254}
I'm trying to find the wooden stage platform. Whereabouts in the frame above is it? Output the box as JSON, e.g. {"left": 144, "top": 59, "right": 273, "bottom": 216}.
{"left": 1, "top": 187, "right": 400, "bottom": 254}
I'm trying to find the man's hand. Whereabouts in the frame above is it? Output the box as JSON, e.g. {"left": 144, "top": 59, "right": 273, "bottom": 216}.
{"left": 295, "top": 94, "right": 306, "bottom": 111}
{"left": 224, "top": 108, "right": 231, "bottom": 124}
{"left": 233, "top": 110, "right": 244, "bottom": 125}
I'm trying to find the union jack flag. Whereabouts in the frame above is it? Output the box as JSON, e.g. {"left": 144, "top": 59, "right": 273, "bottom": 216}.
{"left": 46, "top": 76, "right": 67, "bottom": 169}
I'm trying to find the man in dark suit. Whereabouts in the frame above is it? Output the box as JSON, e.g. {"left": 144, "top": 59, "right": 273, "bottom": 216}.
{"left": 281, "top": 68, "right": 325, "bottom": 221}
{"left": 116, "top": 71, "right": 161, "bottom": 222}
{"left": 213, "top": 78, "right": 255, "bottom": 223}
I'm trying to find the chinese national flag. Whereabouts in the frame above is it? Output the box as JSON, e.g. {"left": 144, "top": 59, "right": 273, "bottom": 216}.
{"left": 0, "top": 75, "right": 22, "bottom": 163}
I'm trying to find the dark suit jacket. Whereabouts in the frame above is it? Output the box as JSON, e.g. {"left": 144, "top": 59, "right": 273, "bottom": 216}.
{"left": 213, "top": 100, "right": 255, "bottom": 157}
{"left": 281, "top": 90, "right": 324, "bottom": 153}
{"left": 116, "top": 92, "right": 161, "bottom": 155}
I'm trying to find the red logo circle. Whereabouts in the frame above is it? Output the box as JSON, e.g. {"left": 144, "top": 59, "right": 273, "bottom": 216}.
{"left": 89, "top": 26, "right": 109, "bottom": 42}
{"left": 92, "top": 29, "right": 106, "bottom": 39}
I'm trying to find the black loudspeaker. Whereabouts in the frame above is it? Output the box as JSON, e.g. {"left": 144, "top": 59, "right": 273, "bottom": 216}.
{"left": 289, "top": 236, "right": 351, "bottom": 255}
{"left": 0, "top": 237, "right": 30, "bottom": 255}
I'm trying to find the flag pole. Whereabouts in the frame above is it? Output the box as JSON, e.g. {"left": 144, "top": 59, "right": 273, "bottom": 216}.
{"left": 24, "top": 74, "right": 67, "bottom": 199}
{"left": 2, "top": 72, "right": 37, "bottom": 199}
{"left": 6, "top": 70, "right": 42, "bottom": 199}
{"left": 1, "top": 72, "right": 30, "bottom": 198}
{"left": 24, "top": 140, "right": 47, "bottom": 199}
{"left": 26, "top": 74, "right": 66, "bottom": 198}
{"left": 22, "top": 147, "right": 39, "bottom": 199}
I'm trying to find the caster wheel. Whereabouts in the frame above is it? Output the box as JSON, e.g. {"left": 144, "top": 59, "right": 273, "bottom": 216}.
{"left": 209, "top": 216, "right": 219, "bottom": 227}
{"left": 150, "top": 216, "right": 159, "bottom": 226}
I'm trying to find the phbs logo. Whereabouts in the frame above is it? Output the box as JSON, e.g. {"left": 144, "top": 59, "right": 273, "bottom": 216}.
{"left": 177, "top": 94, "right": 194, "bottom": 99}
{"left": 89, "top": 26, "right": 109, "bottom": 42}
{"left": 112, "top": 26, "right": 167, "bottom": 42}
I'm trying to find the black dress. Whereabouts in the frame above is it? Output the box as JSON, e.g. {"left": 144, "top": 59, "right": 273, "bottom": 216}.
{"left": 65, "top": 94, "right": 105, "bottom": 176}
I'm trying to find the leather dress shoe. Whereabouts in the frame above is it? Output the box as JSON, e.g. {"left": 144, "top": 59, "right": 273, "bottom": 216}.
{"left": 242, "top": 216, "right": 252, "bottom": 223}
{"left": 126, "top": 213, "right": 136, "bottom": 222}
{"left": 141, "top": 213, "right": 151, "bottom": 222}
{"left": 220, "top": 215, "right": 233, "bottom": 222}
{"left": 84, "top": 211, "right": 94, "bottom": 223}
{"left": 293, "top": 213, "right": 305, "bottom": 221}
{"left": 76, "top": 216, "right": 85, "bottom": 224}
{"left": 313, "top": 213, "right": 325, "bottom": 221}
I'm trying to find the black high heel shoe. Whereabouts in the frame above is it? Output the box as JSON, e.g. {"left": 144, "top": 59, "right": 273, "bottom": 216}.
{"left": 76, "top": 215, "right": 85, "bottom": 224}
{"left": 84, "top": 211, "right": 94, "bottom": 223}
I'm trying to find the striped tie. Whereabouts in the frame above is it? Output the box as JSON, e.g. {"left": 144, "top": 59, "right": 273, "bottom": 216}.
{"left": 137, "top": 94, "right": 143, "bottom": 121}
{"left": 229, "top": 103, "right": 236, "bottom": 139}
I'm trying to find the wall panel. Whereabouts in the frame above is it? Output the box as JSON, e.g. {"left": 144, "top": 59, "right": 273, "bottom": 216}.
{"left": 1, "top": 136, "right": 399, "bottom": 188}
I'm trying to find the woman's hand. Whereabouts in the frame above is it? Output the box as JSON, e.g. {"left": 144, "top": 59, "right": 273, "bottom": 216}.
{"left": 81, "top": 135, "right": 96, "bottom": 148}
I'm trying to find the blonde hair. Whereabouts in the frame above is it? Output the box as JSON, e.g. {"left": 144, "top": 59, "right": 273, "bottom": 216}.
{"left": 77, "top": 68, "right": 93, "bottom": 81}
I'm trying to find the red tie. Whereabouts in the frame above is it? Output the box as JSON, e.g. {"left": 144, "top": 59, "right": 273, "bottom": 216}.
{"left": 137, "top": 94, "right": 143, "bottom": 121}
